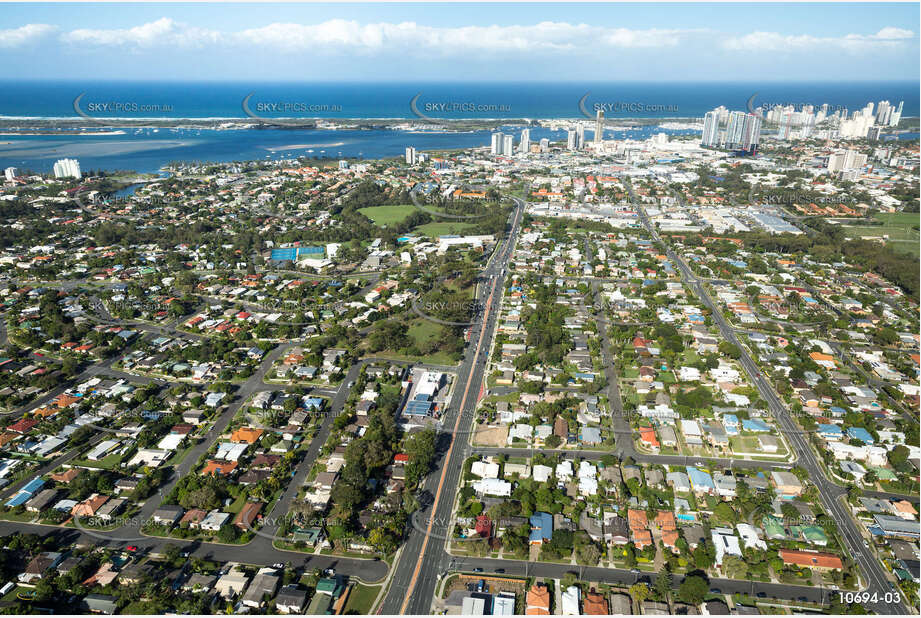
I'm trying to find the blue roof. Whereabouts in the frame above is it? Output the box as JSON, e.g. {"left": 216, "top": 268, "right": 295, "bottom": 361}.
{"left": 723, "top": 414, "right": 739, "bottom": 426}
{"left": 270, "top": 246, "right": 324, "bottom": 261}
{"left": 742, "top": 419, "right": 771, "bottom": 432}
{"left": 21, "top": 478, "right": 45, "bottom": 494}
{"left": 5, "top": 478, "right": 44, "bottom": 507}
{"left": 847, "top": 427, "right": 874, "bottom": 444}
{"left": 403, "top": 400, "right": 433, "bottom": 416}
{"left": 302, "top": 397, "right": 324, "bottom": 410}
{"left": 5, "top": 492, "right": 31, "bottom": 508}
{"left": 529, "top": 512, "right": 553, "bottom": 542}
{"left": 817, "top": 423, "right": 843, "bottom": 435}
{"left": 685, "top": 466, "right": 715, "bottom": 490}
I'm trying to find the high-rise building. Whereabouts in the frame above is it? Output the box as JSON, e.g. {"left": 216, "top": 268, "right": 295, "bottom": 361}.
{"left": 3, "top": 167, "right": 16, "bottom": 181}
{"left": 741, "top": 113, "right": 762, "bottom": 153}
{"left": 566, "top": 129, "right": 577, "bottom": 150}
{"left": 519, "top": 129, "right": 530, "bottom": 154}
{"left": 876, "top": 101, "right": 891, "bottom": 125}
{"left": 827, "top": 149, "right": 867, "bottom": 173}
{"left": 867, "top": 126, "right": 882, "bottom": 142}
{"left": 724, "top": 111, "right": 747, "bottom": 149}
{"left": 405, "top": 147, "right": 416, "bottom": 165}
{"left": 594, "top": 109, "right": 604, "bottom": 144}
{"left": 53, "top": 158, "right": 81, "bottom": 179}
{"left": 490, "top": 132, "right": 503, "bottom": 155}
{"left": 576, "top": 124, "right": 585, "bottom": 149}
{"left": 701, "top": 111, "right": 720, "bottom": 147}
{"left": 502, "top": 134, "right": 514, "bottom": 157}
{"left": 889, "top": 101, "right": 903, "bottom": 127}
{"left": 539, "top": 138, "right": 549, "bottom": 153}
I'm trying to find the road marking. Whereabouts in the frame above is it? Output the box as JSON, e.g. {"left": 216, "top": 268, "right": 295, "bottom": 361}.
{"left": 399, "top": 279, "right": 498, "bottom": 614}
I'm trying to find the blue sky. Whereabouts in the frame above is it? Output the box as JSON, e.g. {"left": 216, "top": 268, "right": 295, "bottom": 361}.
{"left": 0, "top": 3, "right": 918, "bottom": 81}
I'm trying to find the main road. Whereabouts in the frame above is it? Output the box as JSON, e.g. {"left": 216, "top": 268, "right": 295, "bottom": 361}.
{"left": 627, "top": 183, "right": 907, "bottom": 615}
{"left": 379, "top": 195, "right": 526, "bottom": 614}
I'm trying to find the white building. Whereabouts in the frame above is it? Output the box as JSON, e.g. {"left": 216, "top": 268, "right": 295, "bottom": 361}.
{"left": 53, "top": 158, "right": 81, "bottom": 179}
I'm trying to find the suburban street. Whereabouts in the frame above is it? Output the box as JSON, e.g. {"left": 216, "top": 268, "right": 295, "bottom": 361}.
{"left": 626, "top": 183, "right": 909, "bottom": 616}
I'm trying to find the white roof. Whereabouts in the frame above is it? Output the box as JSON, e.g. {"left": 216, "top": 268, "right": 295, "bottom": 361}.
{"left": 533, "top": 464, "right": 553, "bottom": 483}
{"left": 471, "top": 461, "right": 500, "bottom": 479}
{"left": 561, "top": 586, "right": 581, "bottom": 615}
{"left": 157, "top": 433, "right": 185, "bottom": 451}
{"left": 215, "top": 442, "right": 248, "bottom": 462}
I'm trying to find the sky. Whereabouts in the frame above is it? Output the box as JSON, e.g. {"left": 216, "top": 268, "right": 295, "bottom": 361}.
{"left": 0, "top": 2, "right": 918, "bottom": 81}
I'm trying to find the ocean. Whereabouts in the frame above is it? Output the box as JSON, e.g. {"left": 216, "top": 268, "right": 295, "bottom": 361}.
{"left": 0, "top": 80, "right": 917, "bottom": 173}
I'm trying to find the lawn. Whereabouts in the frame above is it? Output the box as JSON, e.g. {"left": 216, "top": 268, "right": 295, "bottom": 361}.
{"left": 842, "top": 212, "right": 921, "bottom": 256}
{"left": 414, "top": 221, "right": 477, "bottom": 237}
{"left": 358, "top": 204, "right": 416, "bottom": 226}
{"left": 71, "top": 451, "right": 124, "bottom": 470}
{"left": 344, "top": 582, "right": 381, "bottom": 614}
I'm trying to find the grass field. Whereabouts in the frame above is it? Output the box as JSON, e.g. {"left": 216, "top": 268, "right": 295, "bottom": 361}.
{"left": 344, "top": 582, "right": 381, "bottom": 614}
{"left": 358, "top": 204, "right": 416, "bottom": 226}
{"left": 842, "top": 212, "right": 920, "bottom": 256}
{"left": 414, "top": 221, "right": 477, "bottom": 236}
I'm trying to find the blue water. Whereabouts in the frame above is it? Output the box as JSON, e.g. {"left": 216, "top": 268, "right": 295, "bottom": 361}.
{"left": 2, "top": 80, "right": 918, "bottom": 120}
{"left": 1, "top": 80, "right": 917, "bottom": 173}
{"left": 0, "top": 125, "right": 697, "bottom": 174}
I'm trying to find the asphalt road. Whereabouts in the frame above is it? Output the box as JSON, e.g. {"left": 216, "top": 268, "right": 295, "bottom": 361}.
{"left": 627, "top": 184, "right": 907, "bottom": 615}
{"left": 379, "top": 195, "right": 526, "bottom": 614}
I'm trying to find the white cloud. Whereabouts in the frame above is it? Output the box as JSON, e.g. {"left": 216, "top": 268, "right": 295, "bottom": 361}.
{"left": 61, "top": 17, "right": 220, "bottom": 48}
{"left": 723, "top": 27, "right": 916, "bottom": 52}
{"left": 52, "top": 18, "right": 701, "bottom": 54}
{"left": 0, "top": 23, "right": 57, "bottom": 48}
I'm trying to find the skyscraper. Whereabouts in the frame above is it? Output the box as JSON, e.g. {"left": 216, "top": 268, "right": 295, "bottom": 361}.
{"left": 3, "top": 167, "right": 16, "bottom": 181}
{"left": 725, "top": 111, "right": 746, "bottom": 149}
{"left": 520, "top": 129, "right": 530, "bottom": 154}
{"left": 53, "top": 158, "right": 81, "bottom": 179}
{"left": 701, "top": 111, "right": 720, "bottom": 147}
{"left": 405, "top": 147, "right": 416, "bottom": 165}
{"left": 741, "top": 114, "right": 762, "bottom": 153}
{"left": 594, "top": 109, "right": 604, "bottom": 144}
{"left": 490, "top": 132, "right": 503, "bottom": 155}
{"left": 502, "top": 134, "right": 514, "bottom": 157}
{"left": 876, "top": 101, "right": 891, "bottom": 125}
{"left": 576, "top": 124, "right": 585, "bottom": 149}
{"left": 889, "top": 101, "right": 903, "bottom": 127}
{"left": 539, "top": 138, "right": 549, "bottom": 153}
{"left": 566, "top": 129, "right": 577, "bottom": 150}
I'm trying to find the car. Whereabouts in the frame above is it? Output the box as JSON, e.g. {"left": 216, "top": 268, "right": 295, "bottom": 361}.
{"left": 272, "top": 563, "right": 284, "bottom": 569}
{"left": 472, "top": 567, "right": 483, "bottom": 573}
{"left": 864, "top": 540, "right": 870, "bottom": 548}
{"left": 709, "top": 589, "right": 721, "bottom": 595}
{"left": 495, "top": 569, "right": 505, "bottom": 574}
{"left": 798, "top": 597, "right": 808, "bottom": 602}
{"left": 126, "top": 545, "right": 138, "bottom": 552}
{"left": 756, "top": 593, "right": 766, "bottom": 599}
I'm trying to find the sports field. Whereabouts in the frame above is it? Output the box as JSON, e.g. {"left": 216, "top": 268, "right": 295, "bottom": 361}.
{"left": 842, "top": 212, "right": 920, "bottom": 256}
{"left": 358, "top": 204, "right": 416, "bottom": 226}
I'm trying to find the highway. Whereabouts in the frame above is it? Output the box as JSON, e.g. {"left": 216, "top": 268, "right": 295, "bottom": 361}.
{"left": 626, "top": 183, "right": 907, "bottom": 615}
{"left": 378, "top": 195, "right": 526, "bottom": 614}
